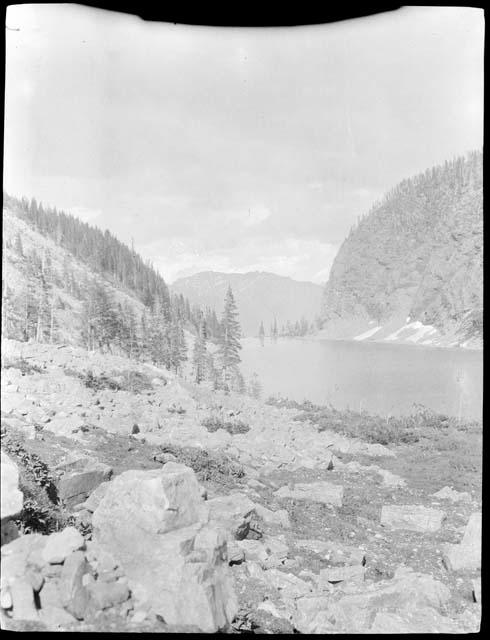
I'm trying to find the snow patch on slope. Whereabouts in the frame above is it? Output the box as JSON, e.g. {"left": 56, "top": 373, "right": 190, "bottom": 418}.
{"left": 385, "top": 321, "right": 437, "bottom": 344}
{"left": 353, "top": 326, "right": 382, "bottom": 341}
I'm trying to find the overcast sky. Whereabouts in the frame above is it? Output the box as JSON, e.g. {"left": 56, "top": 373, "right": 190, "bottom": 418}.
{"left": 4, "top": 5, "right": 484, "bottom": 284}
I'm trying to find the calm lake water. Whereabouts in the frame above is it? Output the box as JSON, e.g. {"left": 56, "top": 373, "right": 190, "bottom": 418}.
{"left": 240, "top": 338, "right": 483, "bottom": 419}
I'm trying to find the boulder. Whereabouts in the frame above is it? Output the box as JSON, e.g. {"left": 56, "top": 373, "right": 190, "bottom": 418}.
{"left": 376, "top": 468, "right": 406, "bottom": 488}
{"left": 59, "top": 550, "right": 92, "bottom": 620}
{"left": 207, "top": 493, "right": 257, "bottom": 539}
{"left": 81, "top": 481, "right": 111, "bottom": 513}
{"left": 293, "top": 594, "right": 333, "bottom": 633}
{"left": 275, "top": 481, "right": 343, "bottom": 507}
{"left": 38, "top": 605, "right": 77, "bottom": 630}
{"left": 443, "top": 512, "right": 481, "bottom": 571}
{"left": 298, "top": 569, "right": 451, "bottom": 633}
{"left": 370, "top": 608, "right": 460, "bottom": 633}
{"left": 247, "top": 564, "right": 312, "bottom": 599}
{"left": 1, "top": 521, "right": 20, "bottom": 546}
{"left": 92, "top": 463, "right": 237, "bottom": 632}
{"left": 433, "top": 486, "right": 471, "bottom": 502}
{"left": 57, "top": 462, "right": 113, "bottom": 509}
{"left": 380, "top": 504, "right": 446, "bottom": 532}
{"left": 9, "top": 578, "right": 39, "bottom": 621}
{"left": 253, "top": 504, "right": 291, "bottom": 529}
{"left": 42, "top": 527, "right": 85, "bottom": 564}
{"left": 1, "top": 453, "right": 23, "bottom": 525}
{"left": 86, "top": 580, "right": 130, "bottom": 610}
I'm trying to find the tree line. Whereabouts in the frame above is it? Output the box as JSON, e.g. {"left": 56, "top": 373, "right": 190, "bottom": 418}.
{"left": 2, "top": 195, "right": 262, "bottom": 394}
{"left": 257, "top": 316, "right": 317, "bottom": 343}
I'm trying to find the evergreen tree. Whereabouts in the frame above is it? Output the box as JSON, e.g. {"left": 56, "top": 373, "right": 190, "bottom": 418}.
{"left": 258, "top": 320, "right": 265, "bottom": 346}
{"left": 192, "top": 319, "right": 208, "bottom": 384}
{"left": 217, "top": 286, "right": 242, "bottom": 385}
{"left": 14, "top": 234, "right": 24, "bottom": 257}
{"left": 147, "top": 298, "right": 168, "bottom": 365}
{"left": 272, "top": 316, "right": 278, "bottom": 342}
{"left": 168, "top": 314, "right": 187, "bottom": 374}
{"left": 249, "top": 372, "right": 262, "bottom": 399}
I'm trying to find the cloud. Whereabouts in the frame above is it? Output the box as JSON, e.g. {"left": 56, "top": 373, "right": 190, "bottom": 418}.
{"left": 4, "top": 5, "right": 483, "bottom": 287}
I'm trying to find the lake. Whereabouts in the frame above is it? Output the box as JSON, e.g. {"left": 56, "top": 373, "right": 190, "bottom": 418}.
{"left": 240, "top": 337, "right": 483, "bottom": 419}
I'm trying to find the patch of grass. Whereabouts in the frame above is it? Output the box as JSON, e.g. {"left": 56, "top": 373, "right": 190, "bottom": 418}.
{"left": 64, "top": 368, "right": 154, "bottom": 394}
{"left": 202, "top": 416, "right": 250, "bottom": 436}
{"left": 3, "top": 357, "right": 45, "bottom": 375}
{"left": 157, "top": 443, "right": 245, "bottom": 484}
{"left": 267, "top": 397, "right": 478, "bottom": 446}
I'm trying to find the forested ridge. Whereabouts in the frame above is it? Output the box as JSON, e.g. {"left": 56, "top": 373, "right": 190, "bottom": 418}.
{"left": 322, "top": 151, "right": 483, "bottom": 342}
{"left": 1, "top": 193, "right": 228, "bottom": 380}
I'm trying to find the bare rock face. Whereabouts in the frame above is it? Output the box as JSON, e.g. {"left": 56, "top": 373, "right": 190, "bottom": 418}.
{"left": 380, "top": 504, "right": 446, "bottom": 533}
{"left": 92, "top": 462, "right": 237, "bottom": 632}
{"left": 275, "top": 481, "right": 343, "bottom": 507}
{"left": 1, "top": 453, "right": 23, "bottom": 534}
{"left": 443, "top": 512, "right": 481, "bottom": 571}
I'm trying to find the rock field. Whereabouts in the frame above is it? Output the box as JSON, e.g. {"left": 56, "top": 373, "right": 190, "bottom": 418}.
{"left": 0, "top": 338, "right": 482, "bottom": 632}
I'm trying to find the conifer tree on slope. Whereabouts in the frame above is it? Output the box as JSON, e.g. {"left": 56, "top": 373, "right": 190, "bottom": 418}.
{"left": 218, "top": 286, "right": 242, "bottom": 386}
{"left": 192, "top": 319, "right": 208, "bottom": 384}
{"left": 258, "top": 320, "right": 265, "bottom": 346}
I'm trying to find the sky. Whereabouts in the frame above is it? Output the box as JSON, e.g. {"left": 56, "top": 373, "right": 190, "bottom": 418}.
{"left": 4, "top": 5, "right": 484, "bottom": 284}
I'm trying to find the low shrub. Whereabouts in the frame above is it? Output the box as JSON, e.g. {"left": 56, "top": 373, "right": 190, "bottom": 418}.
{"left": 202, "top": 416, "right": 250, "bottom": 436}
{"left": 64, "top": 368, "right": 153, "bottom": 394}
{"left": 3, "top": 357, "right": 45, "bottom": 376}
{"left": 158, "top": 443, "right": 245, "bottom": 484}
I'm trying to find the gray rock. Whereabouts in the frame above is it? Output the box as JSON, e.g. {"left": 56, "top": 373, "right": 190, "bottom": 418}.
{"left": 433, "top": 486, "right": 471, "bottom": 502}
{"left": 1, "top": 453, "right": 23, "bottom": 525}
{"left": 293, "top": 569, "right": 451, "bottom": 633}
{"left": 275, "top": 481, "right": 343, "bottom": 507}
{"left": 81, "top": 481, "right": 111, "bottom": 513}
{"left": 59, "top": 551, "right": 92, "bottom": 620}
{"left": 38, "top": 605, "right": 77, "bottom": 630}
{"left": 9, "top": 579, "right": 39, "bottom": 621}
{"left": 207, "top": 493, "right": 257, "bottom": 540}
{"left": 254, "top": 503, "right": 291, "bottom": 529}
{"left": 443, "top": 512, "right": 481, "bottom": 571}
{"left": 380, "top": 504, "right": 446, "bottom": 532}
{"left": 92, "top": 463, "right": 237, "bottom": 632}
{"left": 57, "top": 462, "right": 113, "bottom": 509}
{"left": 42, "top": 527, "right": 85, "bottom": 564}
{"left": 86, "top": 580, "right": 130, "bottom": 610}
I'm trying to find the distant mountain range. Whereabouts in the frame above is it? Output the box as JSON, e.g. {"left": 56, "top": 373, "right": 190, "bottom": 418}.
{"left": 171, "top": 271, "right": 323, "bottom": 337}
{"left": 320, "top": 151, "right": 483, "bottom": 348}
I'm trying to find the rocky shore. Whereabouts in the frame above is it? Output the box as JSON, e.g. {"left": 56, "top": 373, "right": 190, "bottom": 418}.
{"left": 0, "top": 339, "right": 482, "bottom": 632}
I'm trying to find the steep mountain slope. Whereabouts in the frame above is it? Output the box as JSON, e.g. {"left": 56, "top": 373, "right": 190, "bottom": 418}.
{"left": 171, "top": 271, "right": 323, "bottom": 337}
{"left": 1, "top": 196, "right": 217, "bottom": 371}
{"left": 2, "top": 205, "right": 146, "bottom": 346}
{"left": 321, "top": 151, "right": 483, "bottom": 348}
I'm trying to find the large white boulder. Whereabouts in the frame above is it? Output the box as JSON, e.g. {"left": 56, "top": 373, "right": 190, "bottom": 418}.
{"left": 1, "top": 453, "right": 23, "bottom": 524}
{"left": 92, "top": 462, "right": 237, "bottom": 632}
